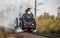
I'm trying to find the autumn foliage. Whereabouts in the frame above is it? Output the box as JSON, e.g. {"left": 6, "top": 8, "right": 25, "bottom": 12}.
{"left": 36, "top": 12, "right": 60, "bottom": 34}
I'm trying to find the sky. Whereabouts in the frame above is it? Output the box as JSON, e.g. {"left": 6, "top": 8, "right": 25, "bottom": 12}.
{"left": 29, "top": 0, "right": 60, "bottom": 16}
{"left": 36, "top": 0, "right": 60, "bottom": 16}
{"left": 0, "top": 0, "right": 60, "bottom": 29}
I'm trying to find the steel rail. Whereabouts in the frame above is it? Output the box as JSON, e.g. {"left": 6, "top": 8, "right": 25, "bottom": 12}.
{"left": 29, "top": 32, "right": 60, "bottom": 38}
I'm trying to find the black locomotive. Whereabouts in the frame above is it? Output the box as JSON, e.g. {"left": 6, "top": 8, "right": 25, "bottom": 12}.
{"left": 15, "top": 8, "right": 36, "bottom": 32}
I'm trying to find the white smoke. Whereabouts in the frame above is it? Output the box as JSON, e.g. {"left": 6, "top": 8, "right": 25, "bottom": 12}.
{"left": 0, "top": 0, "right": 32, "bottom": 30}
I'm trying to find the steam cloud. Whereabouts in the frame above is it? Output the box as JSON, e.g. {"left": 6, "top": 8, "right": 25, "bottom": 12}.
{"left": 0, "top": 0, "right": 32, "bottom": 30}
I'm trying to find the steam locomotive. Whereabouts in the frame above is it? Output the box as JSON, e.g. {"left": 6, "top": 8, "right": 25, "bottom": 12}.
{"left": 15, "top": 8, "right": 36, "bottom": 32}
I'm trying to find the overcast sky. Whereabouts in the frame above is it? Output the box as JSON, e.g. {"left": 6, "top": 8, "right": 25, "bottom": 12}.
{"left": 0, "top": 0, "right": 60, "bottom": 28}
{"left": 28, "top": 0, "right": 60, "bottom": 16}
{"left": 36, "top": 0, "right": 60, "bottom": 16}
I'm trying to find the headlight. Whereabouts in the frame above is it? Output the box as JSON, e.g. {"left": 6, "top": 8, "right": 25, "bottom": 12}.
{"left": 32, "top": 23, "right": 34, "bottom": 25}
{"left": 24, "top": 24, "right": 26, "bottom": 25}
{"left": 28, "top": 11, "right": 30, "bottom": 14}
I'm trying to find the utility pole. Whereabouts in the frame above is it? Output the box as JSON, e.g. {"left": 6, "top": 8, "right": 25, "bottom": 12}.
{"left": 35, "top": 0, "right": 44, "bottom": 19}
{"left": 57, "top": 7, "right": 60, "bottom": 17}
{"left": 35, "top": 0, "right": 37, "bottom": 18}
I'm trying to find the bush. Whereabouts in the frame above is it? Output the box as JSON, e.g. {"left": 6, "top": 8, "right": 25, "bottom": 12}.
{"left": 36, "top": 13, "right": 60, "bottom": 34}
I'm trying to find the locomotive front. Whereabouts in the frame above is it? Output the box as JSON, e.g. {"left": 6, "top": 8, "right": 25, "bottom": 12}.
{"left": 22, "top": 8, "right": 36, "bottom": 32}
{"left": 15, "top": 8, "right": 36, "bottom": 32}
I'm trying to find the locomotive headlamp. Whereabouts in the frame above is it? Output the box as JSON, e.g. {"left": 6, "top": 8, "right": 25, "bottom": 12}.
{"left": 28, "top": 11, "right": 30, "bottom": 14}
{"left": 24, "top": 24, "right": 26, "bottom": 25}
{"left": 32, "top": 23, "right": 34, "bottom": 25}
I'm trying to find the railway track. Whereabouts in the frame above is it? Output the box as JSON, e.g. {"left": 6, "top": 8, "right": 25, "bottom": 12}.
{"left": 29, "top": 32, "right": 60, "bottom": 38}
{"left": 14, "top": 32, "right": 48, "bottom": 38}
{"left": 13, "top": 32, "right": 60, "bottom": 38}
{"left": 6, "top": 29, "right": 60, "bottom": 38}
